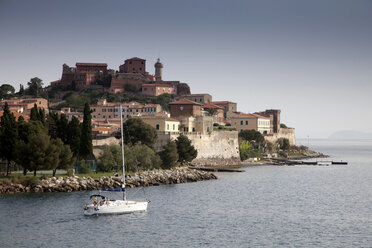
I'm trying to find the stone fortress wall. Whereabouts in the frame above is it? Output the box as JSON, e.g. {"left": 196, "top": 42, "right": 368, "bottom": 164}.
{"left": 264, "top": 128, "right": 296, "bottom": 146}
{"left": 157, "top": 131, "right": 241, "bottom": 167}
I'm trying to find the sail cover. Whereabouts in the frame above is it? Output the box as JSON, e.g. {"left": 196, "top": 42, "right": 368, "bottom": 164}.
{"left": 101, "top": 188, "right": 125, "bottom": 192}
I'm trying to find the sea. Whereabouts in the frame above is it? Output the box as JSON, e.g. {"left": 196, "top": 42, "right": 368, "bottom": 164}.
{"left": 0, "top": 139, "right": 371, "bottom": 247}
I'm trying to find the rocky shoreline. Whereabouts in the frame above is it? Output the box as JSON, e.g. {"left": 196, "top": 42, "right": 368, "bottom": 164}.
{"left": 0, "top": 167, "right": 217, "bottom": 194}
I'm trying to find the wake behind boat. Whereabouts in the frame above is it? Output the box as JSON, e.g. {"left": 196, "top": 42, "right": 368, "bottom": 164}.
{"left": 84, "top": 105, "right": 149, "bottom": 216}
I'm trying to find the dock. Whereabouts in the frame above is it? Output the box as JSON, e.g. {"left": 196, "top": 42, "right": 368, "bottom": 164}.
{"left": 270, "top": 158, "right": 348, "bottom": 166}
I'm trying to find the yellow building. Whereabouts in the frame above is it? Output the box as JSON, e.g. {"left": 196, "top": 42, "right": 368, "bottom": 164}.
{"left": 231, "top": 114, "right": 270, "bottom": 134}
{"left": 179, "top": 116, "right": 213, "bottom": 134}
{"left": 141, "top": 116, "right": 180, "bottom": 133}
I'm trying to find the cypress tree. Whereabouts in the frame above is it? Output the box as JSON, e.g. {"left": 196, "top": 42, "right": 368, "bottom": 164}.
{"left": 67, "top": 116, "right": 81, "bottom": 157}
{"left": 79, "top": 103, "right": 92, "bottom": 158}
{"left": 0, "top": 102, "right": 17, "bottom": 175}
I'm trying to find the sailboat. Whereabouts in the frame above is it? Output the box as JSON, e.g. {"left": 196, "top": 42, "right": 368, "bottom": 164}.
{"left": 84, "top": 105, "right": 149, "bottom": 216}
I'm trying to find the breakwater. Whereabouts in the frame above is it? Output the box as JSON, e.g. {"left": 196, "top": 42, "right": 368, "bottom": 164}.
{"left": 0, "top": 167, "right": 217, "bottom": 194}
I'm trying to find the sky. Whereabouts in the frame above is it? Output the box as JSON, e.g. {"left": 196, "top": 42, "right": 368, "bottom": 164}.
{"left": 0, "top": 0, "right": 371, "bottom": 138}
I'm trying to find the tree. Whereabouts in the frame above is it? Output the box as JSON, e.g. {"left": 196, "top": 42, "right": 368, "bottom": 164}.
{"left": 79, "top": 103, "right": 93, "bottom": 158}
{"left": 239, "top": 129, "right": 264, "bottom": 144}
{"left": 123, "top": 118, "right": 157, "bottom": 148}
{"left": 67, "top": 116, "right": 81, "bottom": 157}
{"left": 125, "top": 144, "right": 161, "bottom": 171}
{"left": 19, "top": 84, "right": 24, "bottom": 96}
{"left": 278, "top": 138, "right": 290, "bottom": 150}
{"left": 57, "top": 114, "right": 69, "bottom": 143}
{"left": 124, "top": 83, "right": 141, "bottom": 92}
{"left": 0, "top": 84, "right": 15, "bottom": 99}
{"left": 50, "top": 138, "right": 75, "bottom": 177}
{"left": 280, "top": 123, "right": 288, "bottom": 128}
{"left": 159, "top": 140, "right": 179, "bottom": 169}
{"left": 27, "top": 77, "right": 43, "bottom": 97}
{"left": 97, "top": 144, "right": 122, "bottom": 172}
{"left": 16, "top": 131, "right": 57, "bottom": 176}
{"left": 175, "top": 134, "right": 197, "bottom": 163}
{"left": 0, "top": 102, "right": 17, "bottom": 175}
{"left": 206, "top": 108, "right": 217, "bottom": 116}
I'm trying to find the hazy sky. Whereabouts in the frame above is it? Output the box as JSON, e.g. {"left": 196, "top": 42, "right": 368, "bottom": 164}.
{"left": 1, "top": 0, "right": 371, "bottom": 138}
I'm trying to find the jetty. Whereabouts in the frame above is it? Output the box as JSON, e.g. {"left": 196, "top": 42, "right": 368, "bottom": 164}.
{"left": 270, "top": 158, "right": 348, "bottom": 166}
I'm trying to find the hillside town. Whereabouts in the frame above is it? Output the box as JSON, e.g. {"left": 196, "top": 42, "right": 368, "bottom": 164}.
{"left": 0, "top": 56, "right": 297, "bottom": 174}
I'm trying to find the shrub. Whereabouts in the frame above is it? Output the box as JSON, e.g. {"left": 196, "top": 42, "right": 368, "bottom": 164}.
{"left": 66, "top": 169, "right": 74, "bottom": 177}
{"left": 78, "top": 160, "right": 91, "bottom": 174}
{"left": 21, "top": 176, "right": 40, "bottom": 186}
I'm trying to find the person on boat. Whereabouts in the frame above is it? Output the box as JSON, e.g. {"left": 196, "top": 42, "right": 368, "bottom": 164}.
{"left": 93, "top": 197, "right": 97, "bottom": 206}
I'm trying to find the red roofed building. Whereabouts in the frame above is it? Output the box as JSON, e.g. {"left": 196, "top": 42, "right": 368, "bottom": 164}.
{"left": 231, "top": 113, "right": 271, "bottom": 134}
{"left": 142, "top": 83, "right": 176, "bottom": 96}
{"left": 175, "top": 93, "right": 212, "bottom": 104}
{"left": 202, "top": 103, "right": 224, "bottom": 123}
{"left": 169, "top": 99, "right": 202, "bottom": 118}
{"left": 119, "top": 57, "right": 146, "bottom": 74}
{"left": 211, "top": 101, "right": 238, "bottom": 119}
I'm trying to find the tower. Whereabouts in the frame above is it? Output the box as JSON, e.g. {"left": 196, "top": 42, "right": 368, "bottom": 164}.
{"left": 154, "top": 58, "right": 163, "bottom": 81}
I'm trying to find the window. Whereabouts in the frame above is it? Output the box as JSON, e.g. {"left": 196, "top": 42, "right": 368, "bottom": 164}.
{"left": 245, "top": 120, "right": 248, "bottom": 125}
{"left": 173, "top": 124, "right": 175, "bottom": 130}
{"left": 129, "top": 61, "right": 132, "bottom": 64}
{"left": 141, "top": 61, "right": 144, "bottom": 64}
{"left": 192, "top": 127, "right": 196, "bottom": 132}
{"left": 240, "top": 120, "right": 243, "bottom": 125}
{"left": 139, "top": 68, "right": 142, "bottom": 71}
{"left": 167, "top": 124, "right": 169, "bottom": 130}
{"left": 156, "top": 124, "right": 160, "bottom": 130}
{"left": 109, "top": 115, "right": 111, "bottom": 118}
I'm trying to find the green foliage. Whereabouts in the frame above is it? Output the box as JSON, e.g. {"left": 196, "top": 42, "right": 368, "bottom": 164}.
{"left": 0, "top": 102, "right": 17, "bottom": 175}
{"left": 239, "top": 141, "right": 251, "bottom": 161}
{"left": 125, "top": 144, "right": 161, "bottom": 172}
{"left": 175, "top": 134, "right": 197, "bottom": 163}
{"left": 124, "top": 83, "right": 141, "bottom": 92}
{"left": 66, "top": 169, "right": 74, "bottom": 177}
{"left": 124, "top": 118, "right": 157, "bottom": 148}
{"left": 277, "top": 138, "right": 290, "bottom": 150}
{"left": 50, "top": 138, "right": 75, "bottom": 176}
{"left": 67, "top": 116, "right": 81, "bottom": 156}
{"left": 78, "top": 160, "right": 91, "bottom": 174}
{"left": 280, "top": 123, "right": 288, "bottom": 128}
{"left": 239, "top": 129, "right": 264, "bottom": 144}
{"left": 97, "top": 144, "right": 122, "bottom": 172}
{"left": 151, "top": 93, "right": 172, "bottom": 111}
{"left": 159, "top": 140, "right": 179, "bottom": 169}
{"left": 79, "top": 103, "right": 93, "bottom": 158}
{"left": 21, "top": 176, "right": 40, "bottom": 186}
{"left": 30, "top": 104, "right": 46, "bottom": 125}
{"left": 27, "top": 77, "right": 43, "bottom": 97}
{"left": 0, "top": 84, "right": 15, "bottom": 99}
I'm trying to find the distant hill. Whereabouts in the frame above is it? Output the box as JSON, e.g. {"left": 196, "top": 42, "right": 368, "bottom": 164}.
{"left": 329, "top": 130, "right": 372, "bottom": 140}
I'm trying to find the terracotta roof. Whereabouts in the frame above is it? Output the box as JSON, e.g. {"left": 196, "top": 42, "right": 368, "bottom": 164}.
{"left": 169, "top": 99, "right": 202, "bottom": 106}
{"left": 176, "top": 93, "right": 211, "bottom": 97}
{"left": 142, "top": 84, "right": 172, "bottom": 87}
{"left": 76, "top": 63, "right": 107, "bottom": 66}
{"left": 202, "top": 103, "right": 224, "bottom": 109}
{"left": 126, "top": 57, "right": 145, "bottom": 61}
{"left": 231, "top": 113, "right": 269, "bottom": 119}
{"left": 212, "top": 101, "right": 236, "bottom": 105}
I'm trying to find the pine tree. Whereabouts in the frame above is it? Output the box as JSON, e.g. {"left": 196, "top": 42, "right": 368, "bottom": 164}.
{"left": 175, "top": 134, "right": 198, "bottom": 163}
{"left": 159, "top": 140, "right": 179, "bottom": 169}
{"left": 79, "top": 103, "right": 92, "bottom": 158}
{"left": 0, "top": 102, "right": 17, "bottom": 175}
{"left": 30, "top": 104, "right": 40, "bottom": 121}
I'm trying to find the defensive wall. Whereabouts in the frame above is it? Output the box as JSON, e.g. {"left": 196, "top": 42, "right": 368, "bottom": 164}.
{"left": 156, "top": 131, "right": 241, "bottom": 167}
{"left": 264, "top": 128, "right": 296, "bottom": 146}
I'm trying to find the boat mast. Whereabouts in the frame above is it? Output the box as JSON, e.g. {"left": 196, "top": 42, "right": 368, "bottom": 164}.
{"left": 120, "top": 105, "right": 126, "bottom": 201}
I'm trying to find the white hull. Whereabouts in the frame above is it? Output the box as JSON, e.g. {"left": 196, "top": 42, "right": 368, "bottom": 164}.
{"left": 84, "top": 200, "right": 148, "bottom": 216}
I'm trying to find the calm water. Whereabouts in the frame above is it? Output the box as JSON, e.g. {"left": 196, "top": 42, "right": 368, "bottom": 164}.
{"left": 1, "top": 139, "right": 371, "bottom": 247}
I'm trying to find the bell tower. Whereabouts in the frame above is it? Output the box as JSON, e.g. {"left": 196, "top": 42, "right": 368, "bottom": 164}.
{"left": 154, "top": 58, "right": 163, "bottom": 81}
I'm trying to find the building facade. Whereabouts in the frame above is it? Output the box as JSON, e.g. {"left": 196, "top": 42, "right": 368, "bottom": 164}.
{"left": 141, "top": 84, "right": 176, "bottom": 96}
{"left": 231, "top": 114, "right": 270, "bottom": 134}
{"left": 211, "top": 101, "right": 238, "bottom": 119}
{"left": 119, "top": 57, "right": 146, "bottom": 74}
{"left": 175, "top": 93, "right": 212, "bottom": 104}
{"left": 169, "top": 99, "right": 202, "bottom": 118}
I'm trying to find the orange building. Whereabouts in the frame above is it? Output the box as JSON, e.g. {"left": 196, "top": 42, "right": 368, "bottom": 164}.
{"left": 0, "top": 98, "right": 48, "bottom": 115}
{"left": 142, "top": 84, "right": 176, "bottom": 96}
